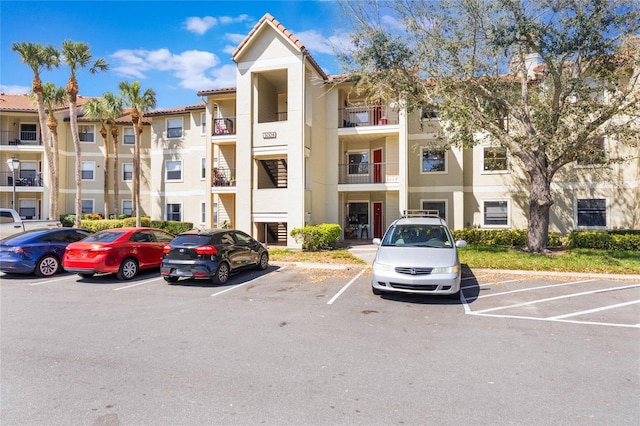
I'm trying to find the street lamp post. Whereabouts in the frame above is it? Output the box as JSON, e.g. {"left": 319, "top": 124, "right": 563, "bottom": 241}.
{"left": 6, "top": 157, "right": 20, "bottom": 209}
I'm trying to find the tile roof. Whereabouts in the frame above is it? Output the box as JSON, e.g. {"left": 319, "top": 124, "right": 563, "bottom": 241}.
{"left": 197, "top": 87, "right": 237, "bottom": 96}
{"left": 0, "top": 93, "right": 98, "bottom": 112}
{"left": 146, "top": 103, "right": 206, "bottom": 117}
{"left": 231, "top": 13, "right": 328, "bottom": 81}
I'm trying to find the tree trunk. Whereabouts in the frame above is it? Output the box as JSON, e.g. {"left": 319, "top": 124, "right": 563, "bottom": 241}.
{"left": 67, "top": 79, "right": 82, "bottom": 228}
{"left": 33, "top": 78, "right": 57, "bottom": 220}
{"left": 100, "top": 127, "right": 110, "bottom": 218}
{"left": 527, "top": 171, "right": 553, "bottom": 253}
{"left": 111, "top": 125, "right": 119, "bottom": 218}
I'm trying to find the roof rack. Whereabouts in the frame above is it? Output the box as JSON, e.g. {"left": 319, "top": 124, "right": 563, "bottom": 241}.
{"left": 402, "top": 210, "right": 441, "bottom": 218}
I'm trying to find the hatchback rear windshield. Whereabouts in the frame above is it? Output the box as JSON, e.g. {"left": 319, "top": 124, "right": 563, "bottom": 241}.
{"left": 171, "top": 235, "right": 214, "bottom": 246}
{"left": 83, "top": 231, "right": 125, "bottom": 243}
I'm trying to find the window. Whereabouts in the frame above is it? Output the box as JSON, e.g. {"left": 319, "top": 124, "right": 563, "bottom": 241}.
{"left": 483, "top": 147, "right": 508, "bottom": 171}
{"left": 123, "top": 163, "right": 133, "bottom": 181}
{"left": 201, "top": 112, "right": 207, "bottom": 135}
{"left": 19, "top": 200, "right": 37, "bottom": 219}
{"left": 421, "top": 201, "right": 446, "bottom": 220}
{"left": 122, "top": 200, "right": 133, "bottom": 216}
{"left": 483, "top": 200, "right": 509, "bottom": 227}
{"left": 81, "top": 162, "right": 95, "bottom": 180}
{"left": 577, "top": 198, "right": 607, "bottom": 227}
{"left": 167, "top": 118, "right": 183, "bottom": 138}
{"left": 166, "top": 160, "right": 182, "bottom": 181}
{"left": 79, "top": 125, "right": 94, "bottom": 142}
{"left": 20, "top": 123, "right": 38, "bottom": 142}
{"left": 201, "top": 202, "right": 206, "bottom": 223}
{"left": 166, "top": 203, "right": 182, "bottom": 221}
{"left": 81, "top": 199, "right": 94, "bottom": 215}
{"left": 348, "top": 151, "right": 369, "bottom": 175}
{"left": 19, "top": 162, "right": 37, "bottom": 181}
{"left": 123, "top": 127, "right": 135, "bottom": 145}
{"left": 201, "top": 158, "right": 206, "bottom": 180}
{"left": 213, "top": 202, "right": 218, "bottom": 227}
{"left": 421, "top": 107, "right": 439, "bottom": 120}
{"left": 348, "top": 202, "right": 369, "bottom": 225}
{"left": 422, "top": 148, "right": 447, "bottom": 173}
{"left": 577, "top": 137, "right": 606, "bottom": 166}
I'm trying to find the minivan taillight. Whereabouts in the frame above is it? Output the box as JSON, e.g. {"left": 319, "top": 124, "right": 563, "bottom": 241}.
{"left": 195, "top": 245, "right": 217, "bottom": 255}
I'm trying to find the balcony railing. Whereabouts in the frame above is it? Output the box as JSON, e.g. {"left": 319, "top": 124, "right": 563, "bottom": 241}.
{"left": 213, "top": 118, "right": 236, "bottom": 136}
{"left": 212, "top": 167, "right": 236, "bottom": 187}
{"left": 339, "top": 106, "right": 396, "bottom": 128}
{"left": 0, "top": 171, "right": 43, "bottom": 187}
{"left": 338, "top": 162, "right": 399, "bottom": 184}
{"left": 0, "top": 130, "right": 42, "bottom": 146}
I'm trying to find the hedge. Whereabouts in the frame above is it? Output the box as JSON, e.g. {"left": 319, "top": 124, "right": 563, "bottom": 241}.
{"left": 290, "top": 223, "right": 342, "bottom": 251}
{"left": 451, "top": 229, "right": 563, "bottom": 248}
{"left": 77, "top": 217, "right": 193, "bottom": 235}
{"left": 566, "top": 230, "right": 640, "bottom": 250}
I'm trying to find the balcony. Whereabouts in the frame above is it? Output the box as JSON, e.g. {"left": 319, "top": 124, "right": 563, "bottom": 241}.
{"left": 213, "top": 118, "right": 236, "bottom": 136}
{"left": 212, "top": 167, "right": 236, "bottom": 187}
{"left": 339, "top": 106, "right": 396, "bottom": 128}
{"left": 338, "top": 162, "right": 399, "bottom": 184}
{"left": 1, "top": 171, "right": 43, "bottom": 187}
{"left": 0, "top": 130, "right": 42, "bottom": 146}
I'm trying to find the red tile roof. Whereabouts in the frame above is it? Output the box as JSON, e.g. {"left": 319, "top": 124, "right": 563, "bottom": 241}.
{"left": 0, "top": 93, "right": 98, "bottom": 112}
{"left": 146, "top": 103, "right": 206, "bottom": 117}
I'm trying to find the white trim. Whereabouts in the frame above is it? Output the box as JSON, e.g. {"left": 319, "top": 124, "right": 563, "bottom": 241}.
{"left": 574, "top": 197, "right": 609, "bottom": 229}
{"left": 420, "top": 146, "right": 448, "bottom": 174}
{"left": 420, "top": 198, "right": 448, "bottom": 222}
{"left": 165, "top": 159, "right": 183, "bottom": 182}
{"left": 81, "top": 161, "right": 96, "bottom": 181}
{"left": 481, "top": 199, "right": 510, "bottom": 228}
{"left": 165, "top": 202, "right": 183, "bottom": 221}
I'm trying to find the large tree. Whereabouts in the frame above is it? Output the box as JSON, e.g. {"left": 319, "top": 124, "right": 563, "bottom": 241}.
{"left": 102, "top": 92, "right": 124, "bottom": 219}
{"left": 339, "top": 0, "right": 640, "bottom": 252}
{"left": 61, "top": 40, "right": 108, "bottom": 227}
{"left": 11, "top": 42, "right": 60, "bottom": 219}
{"left": 118, "top": 81, "right": 156, "bottom": 227}
{"left": 40, "top": 82, "right": 66, "bottom": 219}
{"left": 83, "top": 97, "right": 111, "bottom": 217}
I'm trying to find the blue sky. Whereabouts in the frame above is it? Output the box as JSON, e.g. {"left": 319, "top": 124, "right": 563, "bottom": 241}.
{"left": 1, "top": 1, "right": 350, "bottom": 109}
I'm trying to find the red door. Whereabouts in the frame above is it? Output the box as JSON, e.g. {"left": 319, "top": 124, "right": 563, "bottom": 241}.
{"left": 373, "top": 202, "right": 383, "bottom": 239}
{"left": 373, "top": 149, "right": 382, "bottom": 183}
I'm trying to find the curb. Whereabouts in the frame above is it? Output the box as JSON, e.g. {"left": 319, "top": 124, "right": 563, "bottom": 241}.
{"left": 469, "top": 268, "right": 640, "bottom": 281}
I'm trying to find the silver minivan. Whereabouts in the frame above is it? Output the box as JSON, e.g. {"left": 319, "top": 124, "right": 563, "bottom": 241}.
{"left": 371, "top": 212, "right": 467, "bottom": 297}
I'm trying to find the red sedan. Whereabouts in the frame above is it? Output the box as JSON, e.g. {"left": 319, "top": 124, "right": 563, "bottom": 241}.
{"left": 63, "top": 227, "right": 175, "bottom": 280}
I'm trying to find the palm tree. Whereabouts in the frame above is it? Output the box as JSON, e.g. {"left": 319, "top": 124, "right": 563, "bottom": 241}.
{"left": 60, "top": 40, "right": 108, "bottom": 227}
{"left": 83, "top": 98, "right": 110, "bottom": 217}
{"left": 118, "top": 81, "right": 156, "bottom": 227}
{"left": 102, "top": 92, "right": 123, "bottom": 218}
{"left": 40, "top": 83, "right": 66, "bottom": 219}
{"left": 11, "top": 42, "right": 60, "bottom": 219}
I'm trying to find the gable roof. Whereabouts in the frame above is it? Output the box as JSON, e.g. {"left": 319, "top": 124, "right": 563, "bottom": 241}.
{"left": 0, "top": 93, "right": 95, "bottom": 112}
{"left": 146, "top": 103, "right": 206, "bottom": 117}
{"left": 231, "top": 13, "right": 328, "bottom": 81}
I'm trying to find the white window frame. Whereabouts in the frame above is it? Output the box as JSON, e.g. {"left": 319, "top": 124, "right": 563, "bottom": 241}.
{"left": 420, "top": 199, "right": 448, "bottom": 221}
{"left": 79, "top": 125, "right": 95, "bottom": 143}
{"left": 201, "top": 112, "right": 207, "bottom": 135}
{"left": 201, "top": 157, "right": 206, "bottom": 180}
{"left": 166, "top": 203, "right": 182, "bottom": 221}
{"left": 575, "top": 198, "right": 609, "bottom": 229}
{"left": 81, "top": 199, "right": 95, "bottom": 215}
{"left": 420, "top": 147, "right": 448, "bottom": 174}
{"left": 482, "top": 146, "right": 509, "bottom": 173}
{"left": 122, "top": 163, "right": 133, "bottom": 181}
{"left": 166, "top": 160, "right": 183, "bottom": 181}
{"left": 19, "top": 122, "right": 38, "bottom": 143}
{"left": 18, "top": 199, "right": 38, "bottom": 219}
{"left": 81, "top": 161, "right": 95, "bottom": 181}
{"left": 482, "top": 200, "right": 510, "bottom": 228}
{"left": 122, "top": 199, "right": 133, "bottom": 216}
{"left": 200, "top": 202, "right": 206, "bottom": 224}
{"left": 347, "top": 150, "right": 370, "bottom": 176}
{"left": 166, "top": 118, "right": 183, "bottom": 139}
{"left": 123, "top": 127, "right": 135, "bottom": 145}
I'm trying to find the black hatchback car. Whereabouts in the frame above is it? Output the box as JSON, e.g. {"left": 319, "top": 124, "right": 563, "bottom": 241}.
{"left": 160, "top": 229, "right": 269, "bottom": 284}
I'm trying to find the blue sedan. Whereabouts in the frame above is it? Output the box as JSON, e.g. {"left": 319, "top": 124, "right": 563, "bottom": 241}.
{"left": 0, "top": 228, "right": 92, "bottom": 277}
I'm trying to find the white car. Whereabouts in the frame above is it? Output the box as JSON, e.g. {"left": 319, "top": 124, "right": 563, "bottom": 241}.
{"left": 371, "top": 213, "right": 467, "bottom": 297}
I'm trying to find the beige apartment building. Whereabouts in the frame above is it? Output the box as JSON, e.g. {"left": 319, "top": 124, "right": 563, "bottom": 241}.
{"left": 2, "top": 13, "right": 638, "bottom": 247}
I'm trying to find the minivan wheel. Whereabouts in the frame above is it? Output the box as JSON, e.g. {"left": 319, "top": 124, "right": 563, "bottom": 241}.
{"left": 256, "top": 252, "right": 269, "bottom": 270}
{"left": 35, "top": 255, "right": 60, "bottom": 277}
{"left": 212, "top": 262, "right": 230, "bottom": 285}
{"left": 117, "top": 258, "right": 138, "bottom": 280}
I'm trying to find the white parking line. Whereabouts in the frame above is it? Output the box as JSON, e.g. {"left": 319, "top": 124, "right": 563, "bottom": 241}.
{"left": 461, "top": 278, "right": 526, "bottom": 290}
{"left": 468, "top": 312, "right": 640, "bottom": 328}
{"left": 210, "top": 272, "right": 272, "bottom": 297}
{"left": 469, "top": 283, "right": 640, "bottom": 315}
{"left": 29, "top": 275, "right": 74, "bottom": 286}
{"left": 475, "top": 279, "right": 595, "bottom": 298}
{"left": 114, "top": 276, "right": 163, "bottom": 291}
{"left": 547, "top": 299, "right": 640, "bottom": 320}
{"left": 327, "top": 268, "right": 366, "bottom": 305}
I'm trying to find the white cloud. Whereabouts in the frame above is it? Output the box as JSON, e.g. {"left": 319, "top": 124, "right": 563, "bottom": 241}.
{"left": 110, "top": 48, "right": 221, "bottom": 91}
{"left": 185, "top": 16, "right": 217, "bottom": 35}
{"left": 294, "top": 30, "right": 333, "bottom": 55}
{"left": 226, "top": 33, "right": 247, "bottom": 44}
{"left": 0, "top": 84, "right": 31, "bottom": 94}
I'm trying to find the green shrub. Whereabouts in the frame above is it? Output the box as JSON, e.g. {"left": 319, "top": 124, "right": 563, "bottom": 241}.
{"left": 77, "top": 218, "right": 193, "bottom": 235}
{"left": 451, "top": 229, "right": 563, "bottom": 248}
{"left": 567, "top": 230, "right": 640, "bottom": 250}
{"left": 291, "top": 223, "right": 342, "bottom": 251}
{"left": 60, "top": 214, "right": 76, "bottom": 227}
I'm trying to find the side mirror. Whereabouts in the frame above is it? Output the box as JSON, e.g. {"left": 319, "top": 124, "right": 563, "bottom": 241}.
{"left": 372, "top": 238, "right": 381, "bottom": 245}
{"left": 455, "top": 240, "right": 467, "bottom": 248}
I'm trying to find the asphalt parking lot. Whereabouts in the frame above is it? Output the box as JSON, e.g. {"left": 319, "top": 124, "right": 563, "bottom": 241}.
{"left": 1, "top": 264, "right": 639, "bottom": 425}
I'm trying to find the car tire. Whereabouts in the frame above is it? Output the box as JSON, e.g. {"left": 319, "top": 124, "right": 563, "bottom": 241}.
{"left": 35, "top": 255, "right": 60, "bottom": 277}
{"left": 164, "top": 276, "right": 179, "bottom": 283}
{"left": 372, "top": 286, "right": 384, "bottom": 295}
{"left": 78, "top": 273, "right": 94, "bottom": 279}
{"left": 212, "top": 262, "right": 230, "bottom": 285}
{"left": 255, "top": 252, "right": 269, "bottom": 270}
{"left": 117, "top": 258, "right": 138, "bottom": 280}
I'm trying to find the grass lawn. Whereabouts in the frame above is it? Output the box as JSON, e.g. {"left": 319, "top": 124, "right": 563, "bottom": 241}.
{"left": 269, "top": 245, "right": 640, "bottom": 275}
